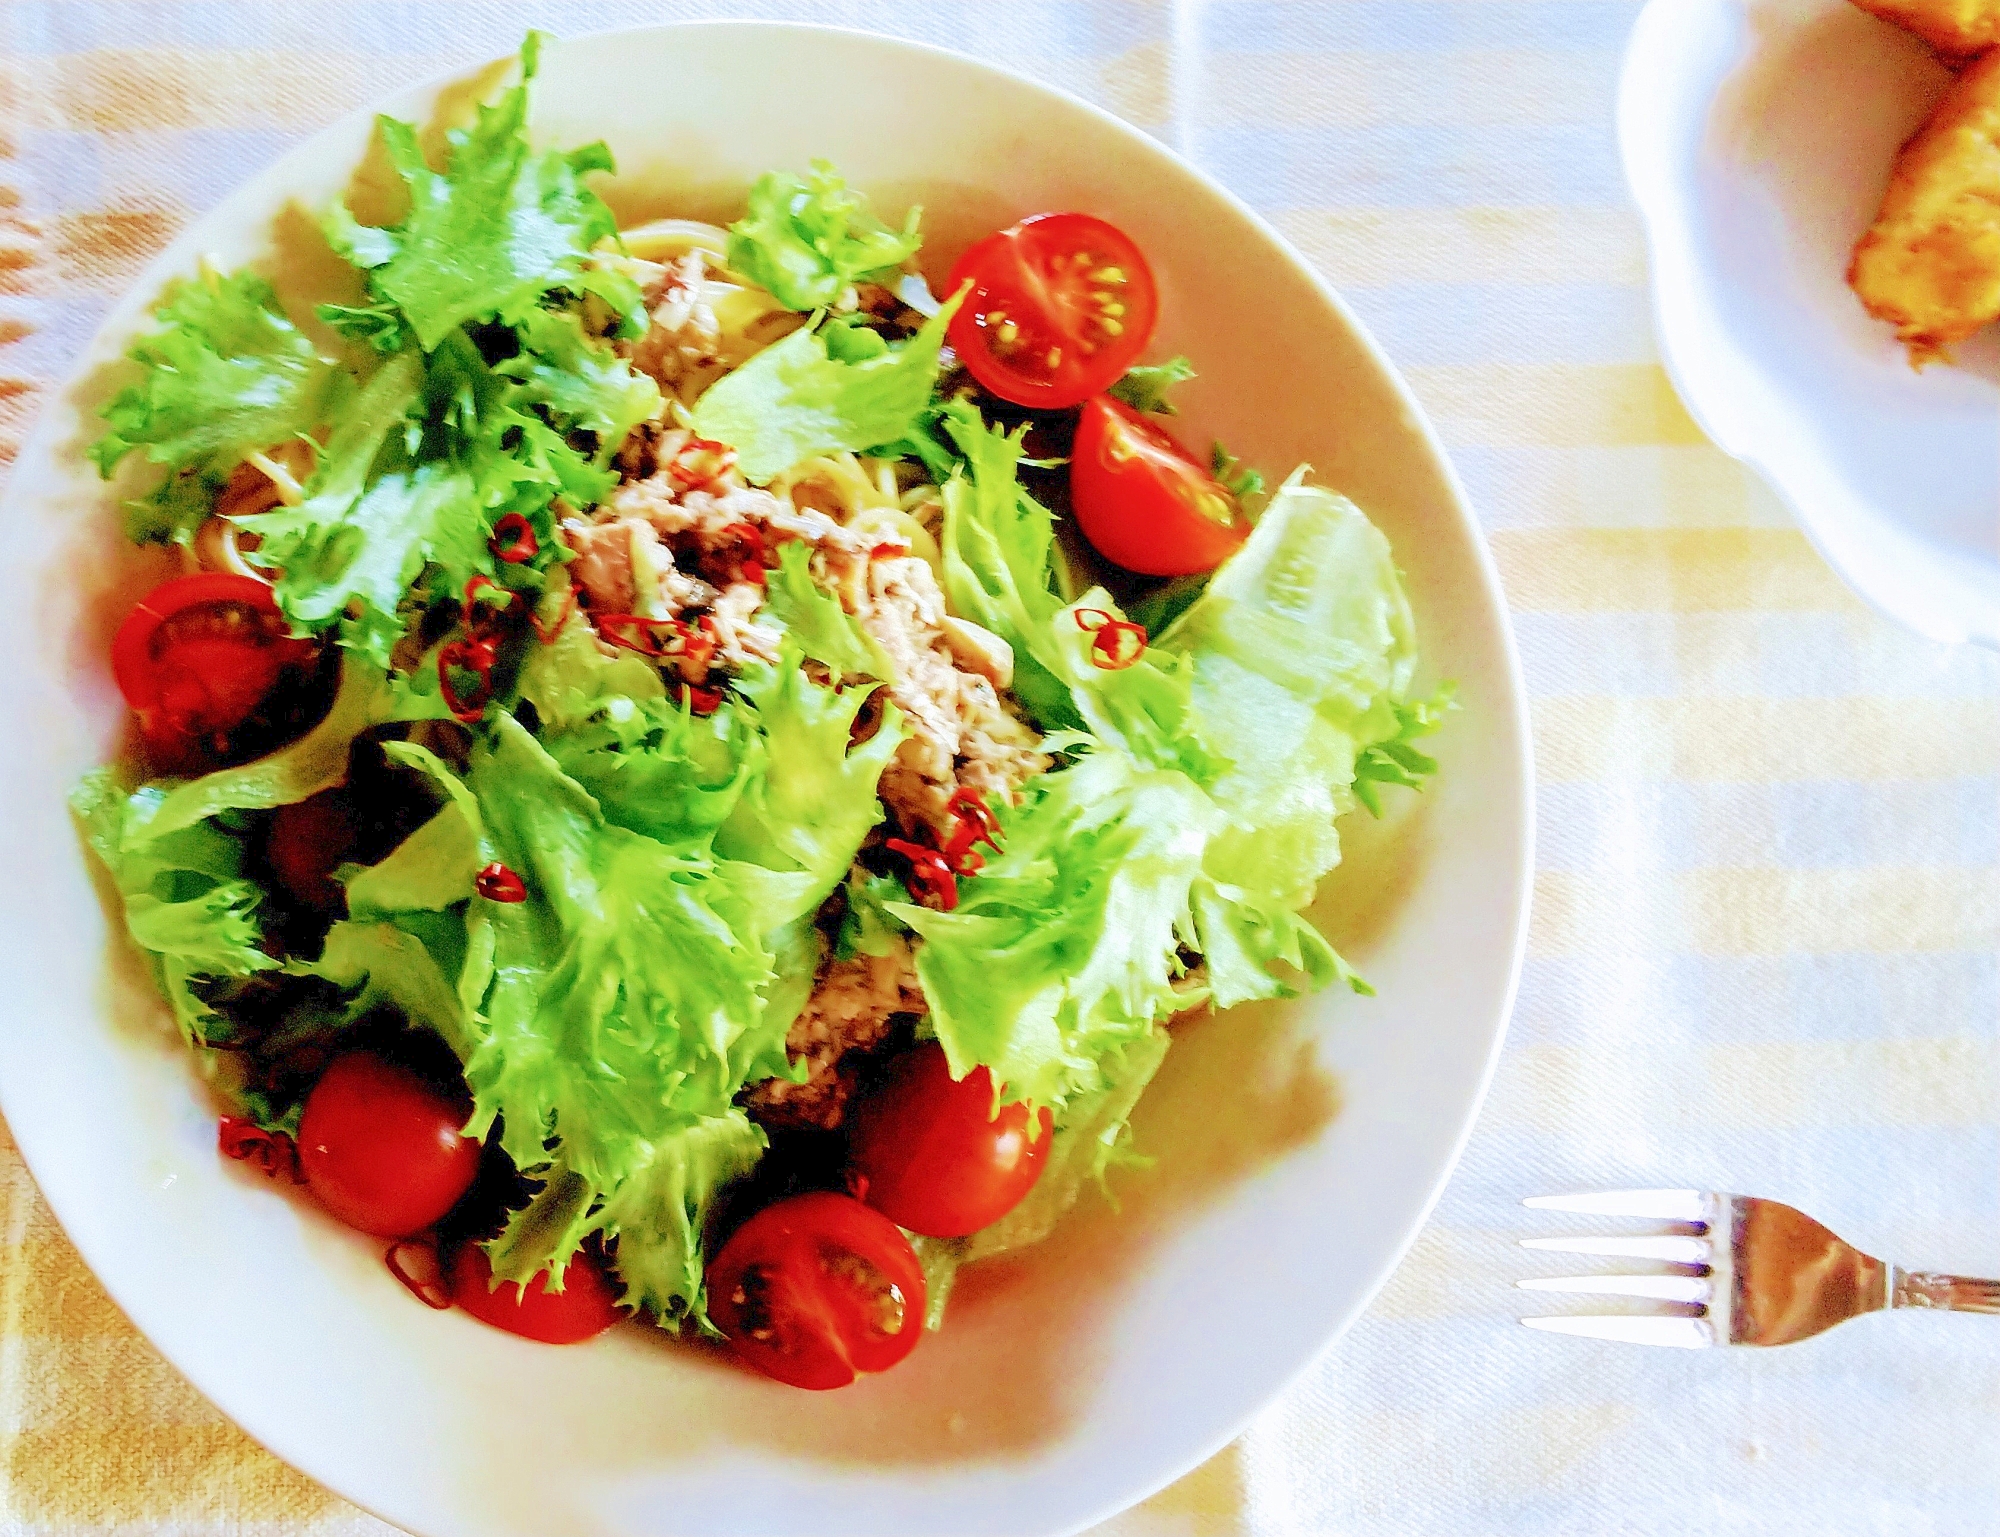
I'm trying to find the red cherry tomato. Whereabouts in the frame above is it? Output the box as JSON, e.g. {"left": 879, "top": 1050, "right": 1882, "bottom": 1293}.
{"left": 1070, "top": 395, "right": 1249, "bottom": 577}
{"left": 296, "top": 1053, "right": 481, "bottom": 1238}
{"left": 264, "top": 788, "right": 359, "bottom": 913}
{"left": 109, "top": 573, "right": 315, "bottom": 760}
{"left": 847, "top": 1042, "right": 1053, "bottom": 1239}
{"left": 945, "top": 213, "right": 1158, "bottom": 409}
{"left": 449, "top": 1243, "right": 623, "bottom": 1345}
{"left": 707, "top": 1192, "right": 926, "bottom": 1390}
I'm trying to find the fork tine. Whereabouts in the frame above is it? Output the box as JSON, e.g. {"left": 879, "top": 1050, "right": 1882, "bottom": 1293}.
{"left": 1523, "top": 1189, "right": 1709, "bottom": 1221}
{"left": 1521, "top": 1315, "right": 1717, "bottom": 1348}
{"left": 1519, "top": 1234, "right": 1710, "bottom": 1263}
{"left": 1517, "top": 1273, "right": 1712, "bottom": 1303}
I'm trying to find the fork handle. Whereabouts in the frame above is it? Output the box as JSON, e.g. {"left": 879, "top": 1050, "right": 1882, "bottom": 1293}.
{"left": 1891, "top": 1269, "right": 2000, "bottom": 1316}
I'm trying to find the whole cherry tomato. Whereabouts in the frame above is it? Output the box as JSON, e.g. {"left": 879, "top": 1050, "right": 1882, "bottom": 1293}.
{"left": 450, "top": 1243, "right": 623, "bottom": 1345}
{"left": 264, "top": 788, "right": 359, "bottom": 913}
{"left": 296, "top": 1053, "right": 481, "bottom": 1239}
{"left": 847, "top": 1042, "right": 1053, "bottom": 1239}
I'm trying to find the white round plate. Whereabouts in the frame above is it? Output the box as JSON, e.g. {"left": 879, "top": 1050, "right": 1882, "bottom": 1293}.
{"left": 1620, "top": 0, "right": 2000, "bottom": 649}
{"left": 0, "top": 24, "right": 1531, "bottom": 1537}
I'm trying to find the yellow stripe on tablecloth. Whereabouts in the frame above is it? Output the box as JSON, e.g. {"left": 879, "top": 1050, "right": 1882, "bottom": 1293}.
{"left": 1485, "top": 1037, "right": 2000, "bottom": 1132}
{"left": 1091, "top": 1443, "right": 1248, "bottom": 1533}
{"left": 7, "top": 1425, "right": 347, "bottom": 1524}
{"left": 1449, "top": 445, "right": 1791, "bottom": 529}
{"left": 1202, "top": 51, "right": 1616, "bottom": 126}
{"left": 1531, "top": 868, "right": 2000, "bottom": 958}
{"left": 1272, "top": 207, "right": 1647, "bottom": 288}
{"left": 0, "top": 50, "right": 374, "bottom": 132}
{"left": 1404, "top": 364, "right": 1710, "bottom": 449}
{"left": 1534, "top": 697, "right": 2000, "bottom": 781}
{"left": 1493, "top": 529, "right": 1867, "bottom": 612}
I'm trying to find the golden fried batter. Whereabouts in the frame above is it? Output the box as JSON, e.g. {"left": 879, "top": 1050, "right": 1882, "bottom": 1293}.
{"left": 1849, "top": 0, "right": 2000, "bottom": 57}
{"left": 1848, "top": 49, "right": 2000, "bottom": 364}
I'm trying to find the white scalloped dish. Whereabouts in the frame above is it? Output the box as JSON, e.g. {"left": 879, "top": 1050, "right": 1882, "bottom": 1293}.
{"left": 0, "top": 24, "right": 1531, "bottom": 1537}
{"left": 1620, "top": 0, "right": 2000, "bottom": 647}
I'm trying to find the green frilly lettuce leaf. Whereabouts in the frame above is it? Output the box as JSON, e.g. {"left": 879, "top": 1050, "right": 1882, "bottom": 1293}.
{"left": 725, "top": 161, "right": 922, "bottom": 313}
{"left": 91, "top": 268, "right": 344, "bottom": 544}
{"left": 936, "top": 400, "right": 1079, "bottom": 731}
{"left": 324, "top": 32, "right": 631, "bottom": 349}
{"left": 690, "top": 290, "right": 963, "bottom": 483}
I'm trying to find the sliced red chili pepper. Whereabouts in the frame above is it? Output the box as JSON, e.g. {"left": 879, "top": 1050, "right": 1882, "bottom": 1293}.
{"left": 719, "top": 522, "right": 768, "bottom": 588}
{"left": 1089, "top": 619, "right": 1147, "bottom": 671}
{"left": 463, "top": 574, "right": 515, "bottom": 626}
{"left": 489, "top": 513, "right": 539, "bottom": 565}
{"left": 475, "top": 862, "right": 527, "bottom": 903}
{"left": 594, "top": 613, "right": 673, "bottom": 657}
{"left": 684, "top": 683, "right": 724, "bottom": 716}
{"left": 438, "top": 638, "right": 498, "bottom": 723}
{"left": 385, "top": 1238, "right": 454, "bottom": 1311}
{"left": 943, "top": 787, "right": 1002, "bottom": 865}
{"left": 666, "top": 435, "right": 739, "bottom": 493}
{"left": 1072, "top": 607, "right": 1115, "bottom": 633}
{"left": 218, "top": 1116, "right": 302, "bottom": 1183}
{"left": 869, "top": 541, "right": 909, "bottom": 561}
{"left": 886, "top": 837, "right": 959, "bottom": 911}
{"left": 677, "top": 615, "right": 719, "bottom": 672}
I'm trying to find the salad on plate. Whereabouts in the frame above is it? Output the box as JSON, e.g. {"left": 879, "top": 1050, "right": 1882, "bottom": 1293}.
{"left": 76, "top": 36, "right": 1446, "bottom": 1391}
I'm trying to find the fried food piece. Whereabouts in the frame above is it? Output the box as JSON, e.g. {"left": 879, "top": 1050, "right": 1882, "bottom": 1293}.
{"left": 1850, "top": 0, "right": 2000, "bottom": 57}
{"left": 1848, "top": 49, "right": 2000, "bottom": 363}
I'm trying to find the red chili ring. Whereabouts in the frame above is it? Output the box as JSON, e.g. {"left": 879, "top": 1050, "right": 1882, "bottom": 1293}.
{"left": 885, "top": 837, "right": 960, "bottom": 911}
{"left": 489, "top": 513, "right": 539, "bottom": 565}
{"left": 217, "top": 1116, "right": 302, "bottom": 1183}
{"left": 1089, "top": 619, "right": 1147, "bottom": 671}
{"left": 475, "top": 862, "right": 527, "bottom": 903}
{"left": 385, "top": 1238, "right": 454, "bottom": 1311}
{"left": 438, "top": 639, "right": 497, "bottom": 723}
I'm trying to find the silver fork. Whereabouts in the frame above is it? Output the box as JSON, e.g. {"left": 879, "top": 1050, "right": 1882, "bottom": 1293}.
{"left": 1517, "top": 1189, "right": 2000, "bottom": 1347}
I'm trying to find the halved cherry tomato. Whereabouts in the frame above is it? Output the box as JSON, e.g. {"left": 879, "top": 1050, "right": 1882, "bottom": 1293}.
{"left": 449, "top": 1243, "right": 623, "bottom": 1345}
{"left": 847, "top": 1042, "right": 1053, "bottom": 1239}
{"left": 1070, "top": 394, "right": 1249, "bottom": 577}
{"left": 707, "top": 1192, "right": 925, "bottom": 1390}
{"left": 296, "top": 1053, "right": 481, "bottom": 1238}
{"left": 110, "top": 573, "right": 315, "bottom": 761}
{"left": 264, "top": 788, "right": 359, "bottom": 913}
{"left": 945, "top": 213, "right": 1157, "bottom": 409}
